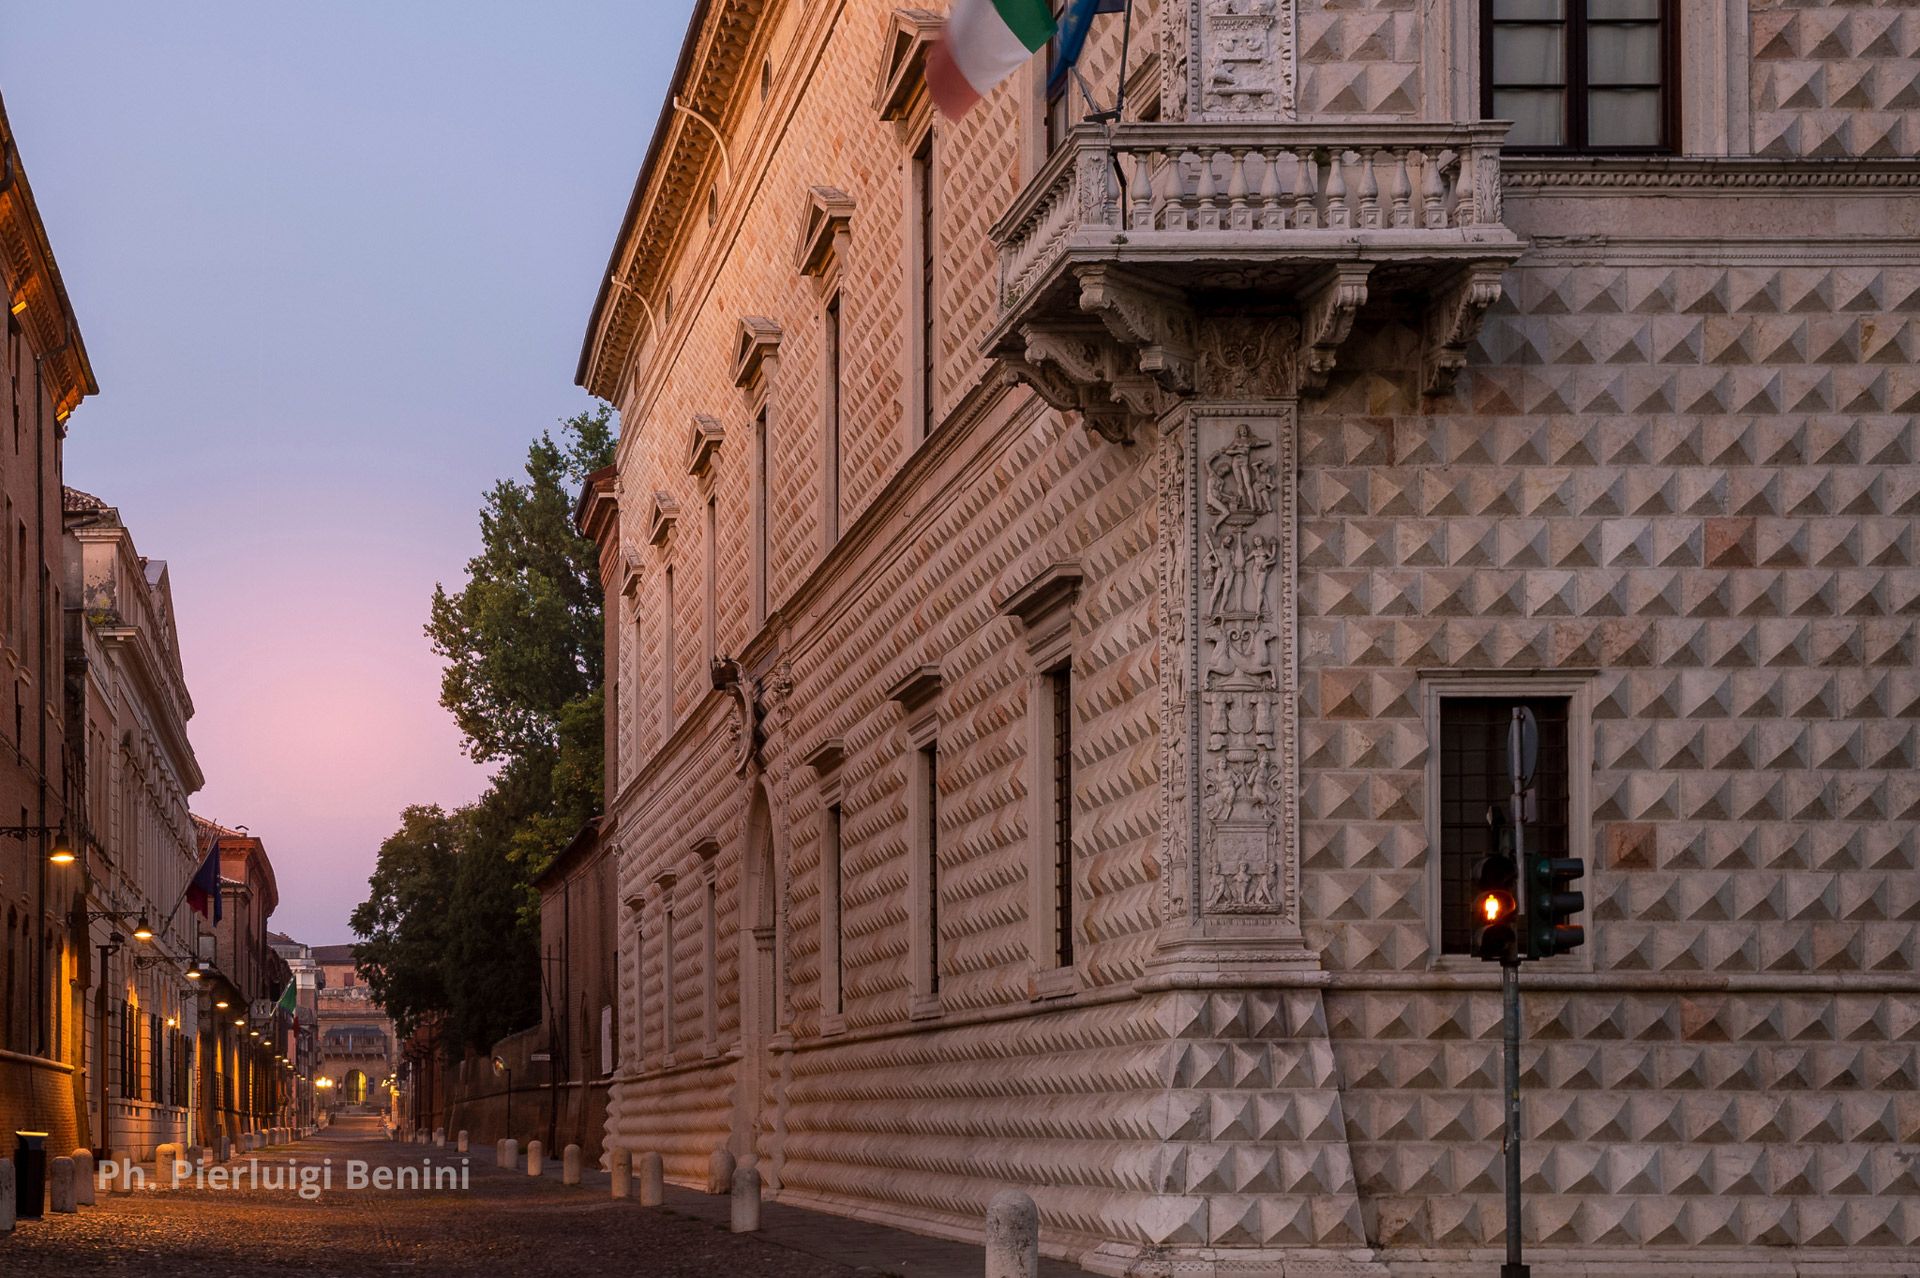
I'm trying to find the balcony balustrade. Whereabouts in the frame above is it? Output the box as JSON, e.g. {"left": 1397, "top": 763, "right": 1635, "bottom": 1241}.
{"left": 987, "top": 122, "right": 1527, "bottom": 438}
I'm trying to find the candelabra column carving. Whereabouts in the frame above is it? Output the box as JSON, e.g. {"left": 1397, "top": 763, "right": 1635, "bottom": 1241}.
{"left": 1153, "top": 319, "right": 1314, "bottom": 975}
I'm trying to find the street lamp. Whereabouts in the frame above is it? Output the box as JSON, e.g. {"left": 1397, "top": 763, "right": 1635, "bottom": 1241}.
{"left": 492, "top": 1055, "right": 512, "bottom": 1137}
{"left": 131, "top": 914, "right": 155, "bottom": 942}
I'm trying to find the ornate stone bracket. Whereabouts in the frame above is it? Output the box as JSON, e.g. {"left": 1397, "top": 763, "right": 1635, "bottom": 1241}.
{"left": 998, "top": 267, "right": 1197, "bottom": 445}
{"left": 1422, "top": 261, "right": 1508, "bottom": 397}
{"left": 1298, "top": 263, "right": 1373, "bottom": 392}
{"left": 713, "top": 655, "right": 787, "bottom": 777}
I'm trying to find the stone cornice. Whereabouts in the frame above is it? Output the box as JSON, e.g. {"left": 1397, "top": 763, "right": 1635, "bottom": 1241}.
{"left": 578, "top": 0, "right": 773, "bottom": 399}
{"left": 1504, "top": 156, "right": 1920, "bottom": 194}
{"left": 0, "top": 98, "right": 98, "bottom": 420}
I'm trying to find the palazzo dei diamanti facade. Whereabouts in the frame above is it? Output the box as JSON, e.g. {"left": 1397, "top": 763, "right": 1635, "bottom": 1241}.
{"left": 574, "top": 0, "right": 1920, "bottom": 1272}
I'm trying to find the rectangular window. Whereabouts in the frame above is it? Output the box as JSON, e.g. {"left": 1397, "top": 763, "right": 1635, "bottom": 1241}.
{"left": 632, "top": 918, "right": 644, "bottom": 1063}
{"left": 1483, "top": 0, "right": 1672, "bottom": 151}
{"left": 912, "top": 133, "right": 937, "bottom": 442}
{"left": 632, "top": 601, "right": 646, "bottom": 746}
{"left": 921, "top": 743, "right": 941, "bottom": 997}
{"left": 1048, "top": 666, "right": 1075, "bottom": 969}
{"left": 823, "top": 293, "right": 842, "bottom": 545}
{"left": 1437, "top": 696, "right": 1572, "bottom": 955}
{"left": 661, "top": 566, "right": 676, "bottom": 733}
{"left": 701, "top": 877, "right": 718, "bottom": 1051}
{"left": 824, "top": 803, "right": 844, "bottom": 1019}
{"left": 703, "top": 495, "right": 718, "bottom": 672}
{"left": 753, "top": 407, "right": 769, "bottom": 624}
{"left": 661, "top": 899, "right": 675, "bottom": 1058}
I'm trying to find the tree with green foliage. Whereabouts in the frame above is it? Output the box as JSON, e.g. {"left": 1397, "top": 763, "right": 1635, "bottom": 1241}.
{"left": 428, "top": 406, "right": 614, "bottom": 763}
{"left": 352, "top": 406, "right": 616, "bottom": 1054}
{"left": 349, "top": 804, "right": 458, "bottom": 1039}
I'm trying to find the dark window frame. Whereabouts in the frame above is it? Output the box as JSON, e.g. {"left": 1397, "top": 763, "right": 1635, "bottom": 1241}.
{"left": 1048, "top": 665, "right": 1075, "bottom": 970}
{"left": 1481, "top": 0, "right": 1678, "bottom": 154}
{"left": 1436, "top": 695, "right": 1573, "bottom": 956}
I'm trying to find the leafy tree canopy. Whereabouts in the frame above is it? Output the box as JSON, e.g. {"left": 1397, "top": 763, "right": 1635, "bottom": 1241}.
{"left": 353, "top": 406, "right": 615, "bottom": 1055}
{"left": 428, "top": 406, "right": 615, "bottom": 763}
{"left": 349, "top": 804, "right": 458, "bottom": 1039}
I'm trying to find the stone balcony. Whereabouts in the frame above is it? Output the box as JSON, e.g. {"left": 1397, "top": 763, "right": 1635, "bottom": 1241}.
{"left": 986, "top": 122, "right": 1526, "bottom": 438}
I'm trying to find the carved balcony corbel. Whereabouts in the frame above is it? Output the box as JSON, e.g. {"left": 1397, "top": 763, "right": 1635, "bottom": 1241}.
{"left": 1297, "top": 262, "right": 1373, "bottom": 392}
{"left": 1421, "top": 260, "right": 1509, "bottom": 397}
{"left": 1076, "top": 265, "right": 1196, "bottom": 393}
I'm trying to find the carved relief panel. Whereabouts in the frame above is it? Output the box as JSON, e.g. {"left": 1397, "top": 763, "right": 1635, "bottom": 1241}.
{"left": 1159, "top": 403, "right": 1302, "bottom": 942}
{"left": 1167, "top": 0, "right": 1298, "bottom": 121}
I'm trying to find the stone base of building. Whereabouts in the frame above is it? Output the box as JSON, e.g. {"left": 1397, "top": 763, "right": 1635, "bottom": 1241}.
{"left": 0, "top": 1048, "right": 81, "bottom": 1156}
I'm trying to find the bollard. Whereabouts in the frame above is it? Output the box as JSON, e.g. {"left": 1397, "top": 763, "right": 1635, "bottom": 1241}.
{"left": 457, "top": 1129, "right": 469, "bottom": 1154}
{"left": 1, "top": 1157, "right": 14, "bottom": 1233}
{"left": 218, "top": 1136, "right": 231, "bottom": 1162}
{"left": 730, "top": 1164, "right": 761, "bottom": 1233}
{"left": 50, "top": 1156, "right": 76, "bottom": 1213}
{"left": 434, "top": 1127, "right": 446, "bottom": 1148}
{"left": 562, "top": 1143, "right": 581, "bottom": 1186}
{"left": 706, "top": 1147, "right": 735, "bottom": 1195}
{"left": 610, "top": 1147, "right": 631, "bottom": 1199}
{"left": 494, "top": 1137, "right": 505, "bottom": 1166}
{"left": 986, "top": 1189, "right": 1040, "bottom": 1278}
{"left": 637, "top": 1151, "right": 664, "bottom": 1206}
{"left": 501, "top": 1138, "right": 519, "bottom": 1172}
{"left": 72, "top": 1150, "right": 94, "bottom": 1206}
{"left": 526, "top": 1139, "right": 544, "bottom": 1177}
{"left": 154, "top": 1143, "right": 176, "bottom": 1187}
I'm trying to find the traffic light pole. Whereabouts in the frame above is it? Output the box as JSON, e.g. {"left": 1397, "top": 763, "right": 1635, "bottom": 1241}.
{"left": 1501, "top": 956, "right": 1527, "bottom": 1278}
{"left": 1503, "top": 703, "right": 1530, "bottom": 1277}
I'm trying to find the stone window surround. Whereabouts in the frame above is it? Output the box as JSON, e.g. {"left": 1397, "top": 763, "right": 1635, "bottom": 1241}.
{"left": 805, "top": 738, "right": 849, "bottom": 1036}
{"left": 732, "top": 317, "right": 781, "bottom": 631}
{"left": 903, "top": 121, "right": 938, "bottom": 448}
{"left": 1001, "top": 562, "right": 1086, "bottom": 1001}
{"left": 693, "top": 836, "right": 722, "bottom": 1057}
{"left": 1434, "top": 0, "right": 1750, "bottom": 158}
{"left": 889, "top": 664, "right": 946, "bottom": 1020}
{"left": 1419, "top": 670, "right": 1597, "bottom": 974}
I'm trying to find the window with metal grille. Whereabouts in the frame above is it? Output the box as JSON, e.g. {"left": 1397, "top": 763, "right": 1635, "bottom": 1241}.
{"left": 823, "top": 293, "right": 842, "bottom": 544}
{"left": 825, "top": 803, "right": 844, "bottom": 1016}
{"left": 922, "top": 743, "right": 941, "bottom": 996}
{"left": 1437, "top": 696, "right": 1572, "bottom": 955}
{"left": 1483, "top": 0, "right": 1673, "bottom": 151}
{"left": 753, "top": 406, "right": 769, "bottom": 624}
{"left": 1049, "top": 666, "right": 1075, "bottom": 969}
{"left": 703, "top": 495, "right": 717, "bottom": 671}
{"left": 662, "top": 565, "right": 676, "bottom": 733}
{"left": 913, "top": 132, "right": 937, "bottom": 442}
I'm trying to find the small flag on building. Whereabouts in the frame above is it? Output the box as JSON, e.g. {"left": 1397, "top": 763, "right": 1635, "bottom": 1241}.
{"left": 186, "top": 836, "right": 222, "bottom": 923}
{"left": 928, "top": 0, "right": 1057, "bottom": 119}
{"left": 277, "top": 978, "right": 298, "bottom": 1017}
{"left": 1046, "top": 0, "right": 1128, "bottom": 100}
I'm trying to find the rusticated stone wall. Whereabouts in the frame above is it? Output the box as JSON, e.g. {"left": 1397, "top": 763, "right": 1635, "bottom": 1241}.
{"left": 589, "top": 0, "right": 1920, "bottom": 1273}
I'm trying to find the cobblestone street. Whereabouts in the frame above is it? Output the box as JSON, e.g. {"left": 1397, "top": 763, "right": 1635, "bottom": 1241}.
{"left": 3, "top": 1116, "right": 1083, "bottom": 1277}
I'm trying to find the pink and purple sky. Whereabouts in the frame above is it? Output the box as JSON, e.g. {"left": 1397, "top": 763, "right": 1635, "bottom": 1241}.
{"left": 1, "top": 2, "right": 691, "bottom": 943}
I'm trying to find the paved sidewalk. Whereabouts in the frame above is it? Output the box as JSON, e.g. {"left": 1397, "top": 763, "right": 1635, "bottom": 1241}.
{"left": 0, "top": 1116, "right": 1097, "bottom": 1277}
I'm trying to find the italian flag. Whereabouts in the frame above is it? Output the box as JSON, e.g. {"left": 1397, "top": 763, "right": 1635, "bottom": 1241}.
{"left": 927, "top": 0, "right": 1057, "bottom": 119}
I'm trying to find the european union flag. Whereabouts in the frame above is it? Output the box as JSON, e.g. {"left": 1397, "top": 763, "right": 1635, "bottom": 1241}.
{"left": 1046, "top": 0, "right": 1130, "bottom": 100}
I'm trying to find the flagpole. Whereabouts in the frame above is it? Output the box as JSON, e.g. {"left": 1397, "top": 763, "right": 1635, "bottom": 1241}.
{"left": 159, "top": 835, "right": 220, "bottom": 936}
{"left": 1087, "top": 0, "right": 1135, "bottom": 124}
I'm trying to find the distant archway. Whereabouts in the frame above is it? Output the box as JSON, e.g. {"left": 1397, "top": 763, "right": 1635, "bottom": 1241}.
{"left": 343, "top": 1069, "right": 368, "bottom": 1105}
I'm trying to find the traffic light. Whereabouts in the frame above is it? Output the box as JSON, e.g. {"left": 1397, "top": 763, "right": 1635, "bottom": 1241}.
{"left": 1526, "top": 853, "right": 1585, "bottom": 959}
{"left": 1472, "top": 813, "right": 1520, "bottom": 962}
